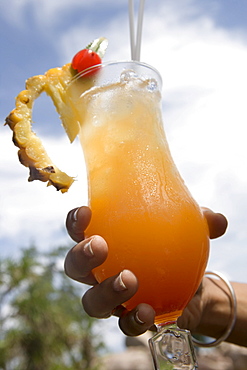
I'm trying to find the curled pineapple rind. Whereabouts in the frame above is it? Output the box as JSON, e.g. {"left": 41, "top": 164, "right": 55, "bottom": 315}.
{"left": 5, "top": 63, "right": 76, "bottom": 193}
{"left": 5, "top": 37, "right": 108, "bottom": 193}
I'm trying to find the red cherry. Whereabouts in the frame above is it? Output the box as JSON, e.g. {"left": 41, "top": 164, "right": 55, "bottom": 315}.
{"left": 71, "top": 49, "right": 102, "bottom": 76}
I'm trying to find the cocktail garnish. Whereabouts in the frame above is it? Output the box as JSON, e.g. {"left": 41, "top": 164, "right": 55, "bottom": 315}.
{"left": 5, "top": 37, "right": 108, "bottom": 193}
{"left": 71, "top": 37, "right": 108, "bottom": 75}
{"left": 71, "top": 49, "right": 102, "bottom": 75}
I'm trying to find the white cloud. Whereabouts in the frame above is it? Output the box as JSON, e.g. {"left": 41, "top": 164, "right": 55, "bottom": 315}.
{"left": 0, "top": 127, "right": 88, "bottom": 256}
{"left": 0, "top": 0, "right": 127, "bottom": 32}
{"left": 1, "top": 0, "right": 247, "bottom": 282}
{"left": 59, "top": 2, "right": 247, "bottom": 282}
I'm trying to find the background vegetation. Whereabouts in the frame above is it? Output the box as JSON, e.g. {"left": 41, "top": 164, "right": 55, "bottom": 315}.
{"left": 0, "top": 246, "right": 104, "bottom": 370}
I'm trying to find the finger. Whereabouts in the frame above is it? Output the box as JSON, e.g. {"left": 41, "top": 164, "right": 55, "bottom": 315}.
{"left": 119, "top": 303, "right": 156, "bottom": 336}
{"left": 177, "top": 293, "right": 202, "bottom": 332}
{"left": 66, "top": 206, "right": 92, "bottom": 243}
{"left": 202, "top": 207, "right": 228, "bottom": 239}
{"left": 82, "top": 270, "right": 138, "bottom": 318}
{"left": 64, "top": 235, "right": 108, "bottom": 285}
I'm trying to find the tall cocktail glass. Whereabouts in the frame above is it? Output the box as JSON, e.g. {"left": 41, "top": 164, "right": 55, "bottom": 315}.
{"left": 67, "top": 61, "right": 209, "bottom": 369}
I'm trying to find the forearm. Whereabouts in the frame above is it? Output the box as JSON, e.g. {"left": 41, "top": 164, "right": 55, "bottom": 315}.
{"left": 197, "top": 278, "right": 247, "bottom": 347}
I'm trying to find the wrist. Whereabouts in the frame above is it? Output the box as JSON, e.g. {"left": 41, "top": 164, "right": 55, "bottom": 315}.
{"left": 195, "top": 275, "right": 247, "bottom": 347}
{"left": 196, "top": 276, "right": 233, "bottom": 339}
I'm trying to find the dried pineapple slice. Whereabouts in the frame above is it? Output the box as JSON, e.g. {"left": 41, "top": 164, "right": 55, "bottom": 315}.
{"left": 5, "top": 37, "right": 108, "bottom": 193}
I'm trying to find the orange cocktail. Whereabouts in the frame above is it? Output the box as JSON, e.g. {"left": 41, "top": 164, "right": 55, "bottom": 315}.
{"left": 74, "top": 61, "right": 209, "bottom": 325}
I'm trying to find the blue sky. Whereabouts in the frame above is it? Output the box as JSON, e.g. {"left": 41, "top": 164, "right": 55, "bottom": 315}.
{"left": 1, "top": 0, "right": 247, "bottom": 136}
{"left": 1, "top": 0, "right": 247, "bottom": 285}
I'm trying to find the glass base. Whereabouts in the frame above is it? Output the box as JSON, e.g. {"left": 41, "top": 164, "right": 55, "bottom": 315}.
{"left": 149, "top": 323, "right": 198, "bottom": 370}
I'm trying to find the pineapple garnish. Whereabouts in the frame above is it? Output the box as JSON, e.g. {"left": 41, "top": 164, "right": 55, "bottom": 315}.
{"left": 5, "top": 37, "right": 108, "bottom": 193}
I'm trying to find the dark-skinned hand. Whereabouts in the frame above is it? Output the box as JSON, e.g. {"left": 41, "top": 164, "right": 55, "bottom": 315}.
{"left": 64, "top": 206, "right": 227, "bottom": 336}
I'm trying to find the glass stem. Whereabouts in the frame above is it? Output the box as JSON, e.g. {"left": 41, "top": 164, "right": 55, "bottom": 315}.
{"left": 149, "top": 322, "right": 198, "bottom": 370}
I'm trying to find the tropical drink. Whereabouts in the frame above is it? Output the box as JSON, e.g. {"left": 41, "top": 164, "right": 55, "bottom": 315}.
{"left": 69, "top": 61, "right": 210, "bottom": 325}
{"left": 6, "top": 38, "right": 209, "bottom": 368}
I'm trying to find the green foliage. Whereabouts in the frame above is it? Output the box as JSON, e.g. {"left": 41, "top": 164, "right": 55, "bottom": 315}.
{"left": 0, "top": 246, "right": 104, "bottom": 370}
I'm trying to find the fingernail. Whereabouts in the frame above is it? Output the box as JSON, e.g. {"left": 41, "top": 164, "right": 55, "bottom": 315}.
{"left": 113, "top": 271, "right": 127, "bottom": 291}
{"left": 84, "top": 239, "right": 94, "bottom": 257}
{"left": 72, "top": 208, "right": 79, "bottom": 222}
{"left": 135, "top": 310, "right": 145, "bottom": 325}
{"left": 71, "top": 208, "right": 79, "bottom": 231}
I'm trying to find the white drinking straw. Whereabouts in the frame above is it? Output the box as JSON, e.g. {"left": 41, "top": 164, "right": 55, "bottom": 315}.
{"left": 128, "top": 0, "right": 136, "bottom": 60}
{"left": 135, "top": 0, "right": 145, "bottom": 61}
{"left": 128, "top": 0, "right": 145, "bottom": 61}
